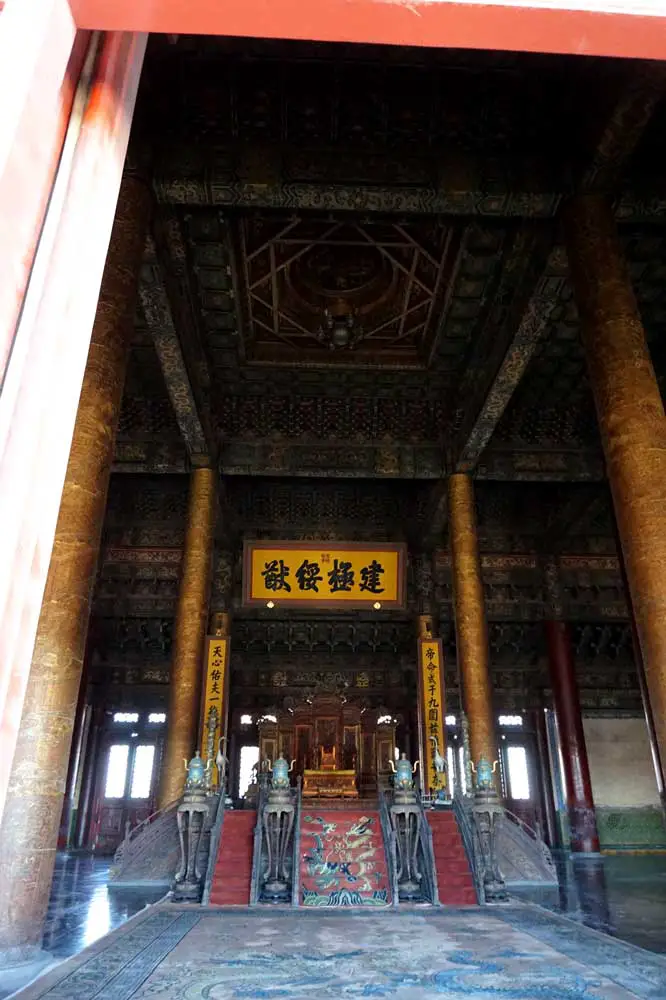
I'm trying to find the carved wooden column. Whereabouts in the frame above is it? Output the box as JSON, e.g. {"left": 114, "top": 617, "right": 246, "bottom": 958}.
{"left": 565, "top": 193, "right": 666, "bottom": 780}
{"left": 544, "top": 622, "right": 600, "bottom": 854}
{"left": 0, "top": 174, "right": 151, "bottom": 963}
{"left": 158, "top": 466, "right": 217, "bottom": 809}
{"left": 447, "top": 474, "right": 498, "bottom": 782}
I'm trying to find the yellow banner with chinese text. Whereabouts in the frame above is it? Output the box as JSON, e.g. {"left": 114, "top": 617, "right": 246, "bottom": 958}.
{"left": 419, "top": 639, "right": 447, "bottom": 795}
{"left": 243, "top": 542, "right": 406, "bottom": 609}
{"left": 199, "top": 637, "right": 228, "bottom": 787}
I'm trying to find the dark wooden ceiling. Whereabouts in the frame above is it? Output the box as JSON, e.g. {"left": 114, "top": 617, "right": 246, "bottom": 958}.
{"left": 94, "top": 37, "right": 666, "bottom": 707}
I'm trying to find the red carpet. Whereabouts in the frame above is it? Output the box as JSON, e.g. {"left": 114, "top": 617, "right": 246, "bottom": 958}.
{"left": 427, "top": 809, "right": 477, "bottom": 905}
{"left": 300, "top": 810, "right": 391, "bottom": 906}
{"left": 208, "top": 810, "right": 256, "bottom": 905}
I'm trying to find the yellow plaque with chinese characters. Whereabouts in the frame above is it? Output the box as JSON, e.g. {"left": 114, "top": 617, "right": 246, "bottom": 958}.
{"left": 200, "top": 637, "right": 228, "bottom": 786}
{"left": 418, "top": 639, "right": 447, "bottom": 795}
{"left": 243, "top": 541, "right": 406, "bottom": 609}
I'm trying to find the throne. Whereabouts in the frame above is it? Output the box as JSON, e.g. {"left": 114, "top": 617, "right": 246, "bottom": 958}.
{"left": 319, "top": 744, "right": 337, "bottom": 771}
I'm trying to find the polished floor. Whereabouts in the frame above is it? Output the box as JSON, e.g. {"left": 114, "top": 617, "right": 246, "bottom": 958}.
{"left": 511, "top": 851, "right": 666, "bottom": 955}
{"left": 3, "top": 851, "right": 666, "bottom": 999}
{"left": 11, "top": 905, "right": 666, "bottom": 1000}
{"left": 42, "top": 854, "right": 165, "bottom": 960}
{"left": 0, "top": 855, "right": 165, "bottom": 1000}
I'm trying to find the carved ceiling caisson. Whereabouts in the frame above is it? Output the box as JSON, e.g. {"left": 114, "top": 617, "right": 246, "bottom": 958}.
{"left": 183, "top": 209, "right": 513, "bottom": 390}
{"left": 233, "top": 216, "right": 461, "bottom": 368}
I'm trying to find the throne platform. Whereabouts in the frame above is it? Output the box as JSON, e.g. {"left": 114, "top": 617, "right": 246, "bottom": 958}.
{"left": 257, "top": 694, "right": 396, "bottom": 799}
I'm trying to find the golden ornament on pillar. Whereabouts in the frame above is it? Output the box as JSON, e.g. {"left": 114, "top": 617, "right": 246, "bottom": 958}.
{"left": 0, "top": 174, "right": 152, "bottom": 956}
{"left": 448, "top": 473, "right": 498, "bottom": 778}
{"left": 213, "top": 611, "right": 231, "bottom": 637}
{"left": 565, "top": 194, "right": 666, "bottom": 772}
{"left": 159, "top": 466, "right": 217, "bottom": 809}
{"left": 417, "top": 613, "right": 435, "bottom": 639}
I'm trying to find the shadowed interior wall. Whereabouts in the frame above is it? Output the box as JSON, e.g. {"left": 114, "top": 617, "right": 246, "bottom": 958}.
{"left": 583, "top": 716, "right": 666, "bottom": 849}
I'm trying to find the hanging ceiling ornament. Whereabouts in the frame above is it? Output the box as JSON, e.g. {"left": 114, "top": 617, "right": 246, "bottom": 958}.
{"left": 316, "top": 306, "right": 363, "bottom": 350}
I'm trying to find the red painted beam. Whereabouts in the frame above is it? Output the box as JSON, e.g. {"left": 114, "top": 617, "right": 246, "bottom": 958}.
{"left": 68, "top": 0, "right": 666, "bottom": 61}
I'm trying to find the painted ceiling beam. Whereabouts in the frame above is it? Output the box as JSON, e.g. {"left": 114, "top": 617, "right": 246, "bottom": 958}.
{"left": 138, "top": 232, "right": 211, "bottom": 463}
{"left": 453, "top": 229, "right": 563, "bottom": 475}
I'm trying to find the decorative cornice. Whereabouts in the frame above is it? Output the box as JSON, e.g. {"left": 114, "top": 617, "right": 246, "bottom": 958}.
{"left": 476, "top": 450, "right": 605, "bottom": 482}
{"left": 102, "top": 547, "right": 182, "bottom": 565}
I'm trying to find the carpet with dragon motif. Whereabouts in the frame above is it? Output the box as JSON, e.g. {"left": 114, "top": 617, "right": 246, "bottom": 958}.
{"left": 299, "top": 810, "right": 391, "bottom": 907}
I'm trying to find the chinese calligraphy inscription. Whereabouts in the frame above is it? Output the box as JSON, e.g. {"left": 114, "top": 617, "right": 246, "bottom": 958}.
{"left": 200, "top": 637, "right": 227, "bottom": 787}
{"left": 245, "top": 543, "right": 405, "bottom": 608}
{"left": 419, "top": 639, "right": 447, "bottom": 797}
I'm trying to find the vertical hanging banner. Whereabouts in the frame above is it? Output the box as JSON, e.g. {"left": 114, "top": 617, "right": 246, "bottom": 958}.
{"left": 418, "top": 639, "right": 447, "bottom": 796}
{"left": 200, "top": 636, "right": 228, "bottom": 787}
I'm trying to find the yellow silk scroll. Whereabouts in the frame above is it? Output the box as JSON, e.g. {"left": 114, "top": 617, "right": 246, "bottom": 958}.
{"left": 418, "top": 639, "right": 447, "bottom": 795}
{"left": 243, "top": 541, "right": 406, "bottom": 609}
{"left": 199, "top": 636, "right": 228, "bottom": 787}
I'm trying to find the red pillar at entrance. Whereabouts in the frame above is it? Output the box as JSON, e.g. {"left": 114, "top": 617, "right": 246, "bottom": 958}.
{"left": 0, "top": 31, "right": 146, "bottom": 819}
{"left": 545, "top": 620, "right": 600, "bottom": 854}
{"left": 0, "top": 0, "right": 86, "bottom": 381}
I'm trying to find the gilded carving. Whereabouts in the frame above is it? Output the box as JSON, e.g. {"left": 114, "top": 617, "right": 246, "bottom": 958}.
{"left": 0, "top": 175, "right": 152, "bottom": 953}
{"left": 565, "top": 194, "right": 666, "bottom": 770}
{"left": 447, "top": 474, "right": 498, "bottom": 773}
